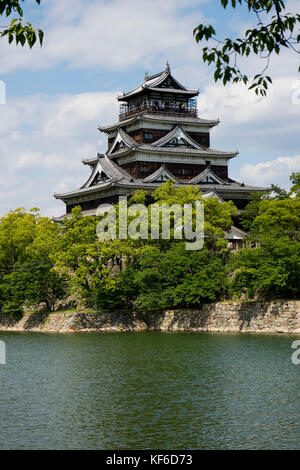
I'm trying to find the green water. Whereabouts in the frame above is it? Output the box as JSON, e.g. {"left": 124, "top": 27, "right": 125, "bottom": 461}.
{"left": 0, "top": 331, "right": 299, "bottom": 449}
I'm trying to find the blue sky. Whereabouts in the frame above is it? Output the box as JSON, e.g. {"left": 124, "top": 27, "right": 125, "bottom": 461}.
{"left": 0, "top": 0, "right": 299, "bottom": 217}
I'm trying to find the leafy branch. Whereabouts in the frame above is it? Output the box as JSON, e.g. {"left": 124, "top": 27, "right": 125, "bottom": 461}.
{"left": 0, "top": 0, "right": 43, "bottom": 48}
{"left": 193, "top": 0, "right": 300, "bottom": 96}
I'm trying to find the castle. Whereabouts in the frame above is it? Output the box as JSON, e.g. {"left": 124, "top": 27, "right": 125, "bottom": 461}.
{"left": 54, "top": 63, "right": 267, "bottom": 225}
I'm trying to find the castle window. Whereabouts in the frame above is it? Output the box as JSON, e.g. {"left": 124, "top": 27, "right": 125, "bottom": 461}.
{"left": 183, "top": 168, "right": 193, "bottom": 176}
{"left": 140, "top": 166, "right": 149, "bottom": 174}
{"left": 172, "top": 167, "right": 193, "bottom": 177}
{"left": 144, "top": 133, "right": 153, "bottom": 141}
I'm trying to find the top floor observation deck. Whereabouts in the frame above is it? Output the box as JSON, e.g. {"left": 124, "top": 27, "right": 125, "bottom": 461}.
{"left": 119, "top": 98, "right": 198, "bottom": 121}
{"left": 117, "top": 64, "right": 199, "bottom": 122}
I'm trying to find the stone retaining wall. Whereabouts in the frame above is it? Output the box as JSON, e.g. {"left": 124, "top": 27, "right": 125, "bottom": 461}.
{"left": 0, "top": 301, "right": 299, "bottom": 334}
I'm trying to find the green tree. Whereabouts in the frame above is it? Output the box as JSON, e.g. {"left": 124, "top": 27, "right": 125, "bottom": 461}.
{"left": 269, "top": 184, "right": 289, "bottom": 200}
{"left": 0, "top": 270, "right": 27, "bottom": 316}
{"left": 0, "top": 208, "right": 67, "bottom": 315}
{"left": 152, "top": 180, "right": 237, "bottom": 250}
{"left": 0, "top": 0, "right": 43, "bottom": 48}
{"left": 229, "top": 190, "right": 300, "bottom": 300}
{"left": 289, "top": 172, "right": 300, "bottom": 198}
{"left": 241, "top": 186, "right": 288, "bottom": 231}
{"left": 229, "top": 237, "right": 300, "bottom": 299}
{"left": 251, "top": 197, "right": 300, "bottom": 240}
{"left": 76, "top": 182, "right": 236, "bottom": 310}
{"left": 53, "top": 183, "right": 237, "bottom": 311}
{"left": 240, "top": 192, "right": 264, "bottom": 231}
{"left": 0, "top": 207, "right": 39, "bottom": 273}
{"left": 132, "top": 243, "right": 228, "bottom": 312}
{"left": 194, "top": 0, "right": 300, "bottom": 96}
{"left": 0, "top": 263, "right": 67, "bottom": 314}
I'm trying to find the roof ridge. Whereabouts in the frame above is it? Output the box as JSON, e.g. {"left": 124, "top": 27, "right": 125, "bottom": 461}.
{"left": 102, "top": 153, "right": 133, "bottom": 181}
{"left": 107, "top": 128, "right": 137, "bottom": 156}
{"left": 146, "top": 70, "right": 168, "bottom": 88}
{"left": 118, "top": 128, "right": 138, "bottom": 147}
{"left": 145, "top": 70, "right": 165, "bottom": 83}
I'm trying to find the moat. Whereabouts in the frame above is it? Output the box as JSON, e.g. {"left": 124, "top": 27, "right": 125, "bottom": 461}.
{"left": 0, "top": 331, "right": 299, "bottom": 449}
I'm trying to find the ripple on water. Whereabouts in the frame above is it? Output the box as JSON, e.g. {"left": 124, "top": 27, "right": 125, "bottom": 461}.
{"left": 0, "top": 331, "right": 299, "bottom": 449}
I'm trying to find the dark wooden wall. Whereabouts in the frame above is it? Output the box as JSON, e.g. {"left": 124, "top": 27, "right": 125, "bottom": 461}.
{"left": 122, "top": 161, "right": 228, "bottom": 180}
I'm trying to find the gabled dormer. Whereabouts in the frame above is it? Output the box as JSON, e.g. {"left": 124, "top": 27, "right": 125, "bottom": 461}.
{"left": 190, "top": 167, "right": 228, "bottom": 185}
{"left": 82, "top": 154, "right": 133, "bottom": 188}
{"left": 154, "top": 125, "right": 205, "bottom": 150}
{"left": 107, "top": 128, "right": 136, "bottom": 156}
{"left": 143, "top": 164, "right": 180, "bottom": 183}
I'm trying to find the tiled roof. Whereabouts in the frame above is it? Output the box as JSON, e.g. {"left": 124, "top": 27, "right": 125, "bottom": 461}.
{"left": 82, "top": 156, "right": 100, "bottom": 166}
{"left": 111, "top": 143, "right": 237, "bottom": 158}
{"left": 202, "top": 191, "right": 225, "bottom": 202}
{"left": 189, "top": 167, "right": 228, "bottom": 184}
{"left": 55, "top": 162, "right": 269, "bottom": 200}
{"left": 116, "top": 66, "right": 198, "bottom": 101}
{"left": 98, "top": 113, "right": 219, "bottom": 133}
{"left": 118, "top": 128, "right": 137, "bottom": 147}
{"left": 99, "top": 154, "right": 133, "bottom": 181}
{"left": 105, "top": 128, "right": 236, "bottom": 159}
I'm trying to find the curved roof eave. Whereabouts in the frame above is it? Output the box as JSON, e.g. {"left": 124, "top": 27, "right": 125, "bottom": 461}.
{"left": 54, "top": 179, "right": 271, "bottom": 201}
{"left": 134, "top": 146, "right": 238, "bottom": 158}
{"left": 98, "top": 114, "right": 220, "bottom": 133}
{"left": 117, "top": 67, "right": 199, "bottom": 101}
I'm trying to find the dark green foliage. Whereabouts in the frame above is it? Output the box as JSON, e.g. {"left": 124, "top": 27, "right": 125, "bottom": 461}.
{"left": 0, "top": 0, "right": 43, "bottom": 48}
{"left": 0, "top": 270, "right": 27, "bottom": 316}
{"left": 131, "top": 244, "right": 228, "bottom": 312}
{"left": 240, "top": 193, "right": 264, "bottom": 232}
{"left": 0, "top": 262, "right": 67, "bottom": 316}
{"left": 229, "top": 237, "right": 300, "bottom": 300}
{"left": 0, "top": 264, "right": 66, "bottom": 316}
{"left": 20, "top": 263, "right": 68, "bottom": 312}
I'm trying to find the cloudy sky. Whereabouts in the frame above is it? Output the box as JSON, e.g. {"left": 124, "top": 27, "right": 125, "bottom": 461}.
{"left": 0, "top": 0, "right": 299, "bottom": 217}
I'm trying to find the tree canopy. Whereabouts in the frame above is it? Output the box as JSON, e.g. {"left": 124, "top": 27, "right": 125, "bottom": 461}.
{"left": 0, "top": 178, "right": 299, "bottom": 316}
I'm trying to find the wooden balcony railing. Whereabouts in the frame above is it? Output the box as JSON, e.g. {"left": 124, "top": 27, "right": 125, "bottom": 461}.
{"left": 119, "top": 103, "right": 198, "bottom": 121}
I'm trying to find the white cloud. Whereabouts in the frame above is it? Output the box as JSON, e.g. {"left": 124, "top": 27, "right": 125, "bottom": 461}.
{"left": 0, "top": 0, "right": 299, "bottom": 218}
{"left": 0, "top": 91, "right": 119, "bottom": 217}
{"left": 197, "top": 76, "right": 300, "bottom": 163}
{"left": 0, "top": 0, "right": 207, "bottom": 74}
{"left": 239, "top": 154, "right": 300, "bottom": 188}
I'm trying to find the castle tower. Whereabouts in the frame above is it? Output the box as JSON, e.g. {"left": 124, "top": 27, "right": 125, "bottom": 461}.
{"left": 54, "top": 64, "right": 268, "bottom": 218}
